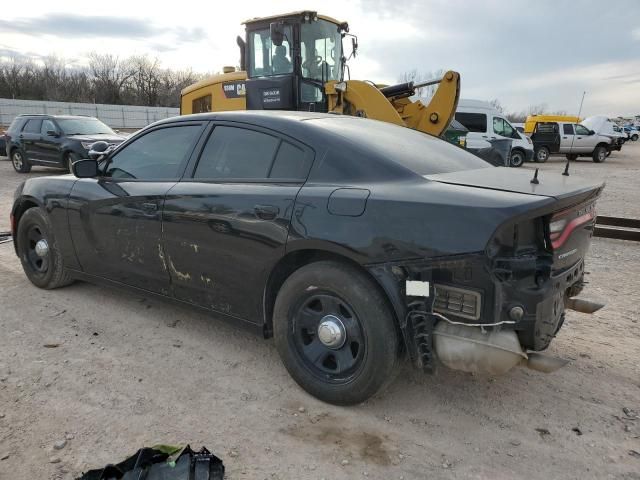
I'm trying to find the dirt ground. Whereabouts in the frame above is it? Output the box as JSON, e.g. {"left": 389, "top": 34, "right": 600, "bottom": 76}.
{"left": 0, "top": 145, "right": 639, "bottom": 480}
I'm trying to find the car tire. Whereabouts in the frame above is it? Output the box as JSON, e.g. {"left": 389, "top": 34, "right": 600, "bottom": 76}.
{"left": 632, "top": 134, "right": 638, "bottom": 141}
{"left": 566, "top": 154, "right": 578, "bottom": 161}
{"left": 65, "top": 152, "right": 80, "bottom": 173}
{"left": 273, "top": 260, "right": 399, "bottom": 405}
{"left": 16, "top": 207, "right": 73, "bottom": 289}
{"left": 592, "top": 146, "right": 607, "bottom": 163}
{"left": 509, "top": 150, "right": 525, "bottom": 167}
{"left": 11, "top": 149, "right": 31, "bottom": 173}
{"left": 535, "top": 146, "right": 549, "bottom": 163}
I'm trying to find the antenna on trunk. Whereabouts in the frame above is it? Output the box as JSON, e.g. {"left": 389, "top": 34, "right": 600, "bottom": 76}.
{"left": 563, "top": 91, "right": 586, "bottom": 178}
{"left": 530, "top": 168, "right": 540, "bottom": 184}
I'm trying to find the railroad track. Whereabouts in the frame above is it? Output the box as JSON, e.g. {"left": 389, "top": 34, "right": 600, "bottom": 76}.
{"left": 594, "top": 216, "right": 640, "bottom": 242}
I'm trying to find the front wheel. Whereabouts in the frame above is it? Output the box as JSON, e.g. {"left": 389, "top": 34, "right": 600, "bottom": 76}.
{"left": 535, "top": 146, "right": 549, "bottom": 163}
{"left": 11, "top": 149, "right": 31, "bottom": 173}
{"left": 632, "top": 134, "right": 638, "bottom": 141}
{"left": 16, "top": 208, "right": 73, "bottom": 289}
{"left": 509, "top": 150, "right": 525, "bottom": 167}
{"left": 592, "top": 146, "right": 607, "bottom": 163}
{"left": 273, "top": 261, "right": 399, "bottom": 405}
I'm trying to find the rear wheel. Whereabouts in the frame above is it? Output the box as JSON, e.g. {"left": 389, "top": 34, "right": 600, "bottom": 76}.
{"left": 592, "top": 146, "right": 607, "bottom": 163}
{"left": 535, "top": 146, "right": 549, "bottom": 163}
{"left": 566, "top": 153, "right": 578, "bottom": 161}
{"left": 11, "top": 149, "right": 31, "bottom": 173}
{"left": 509, "top": 150, "right": 525, "bottom": 167}
{"left": 16, "top": 207, "right": 73, "bottom": 289}
{"left": 273, "top": 261, "right": 399, "bottom": 405}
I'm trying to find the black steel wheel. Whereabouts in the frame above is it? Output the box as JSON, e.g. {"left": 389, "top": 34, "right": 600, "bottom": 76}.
{"left": 292, "top": 294, "right": 366, "bottom": 382}
{"left": 16, "top": 207, "right": 73, "bottom": 289}
{"left": 11, "top": 149, "right": 31, "bottom": 173}
{"left": 273, "top": 261, "right": 399, "bottom": 405}
{"left": 509, "top": 150, "right": 525, "bottom": 167}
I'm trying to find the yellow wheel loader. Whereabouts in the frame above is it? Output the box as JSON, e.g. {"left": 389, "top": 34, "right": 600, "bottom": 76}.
{"left": 180, "top": 11, "right": 460, "bottom": 138}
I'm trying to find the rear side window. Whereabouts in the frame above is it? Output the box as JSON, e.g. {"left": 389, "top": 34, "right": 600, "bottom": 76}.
{"left": 105, "top": 125, "right": 202, "bottom": 180}
{"left": 563, "top": 124, "right": 574, "bottom": 135}
{"left": 7, "top": 117, "right": 26, "bottom": 134}
{"left": 455, "top": 112, "right": 487, "bottom": 133}
{"left": 270, "top": 142, "right": 312, "bottom": 179}
{"left": 194, "top": 126, "right": 280, "bottom": 179}
{"left": 23, "top": 119, "right": 43, "bottom": 133}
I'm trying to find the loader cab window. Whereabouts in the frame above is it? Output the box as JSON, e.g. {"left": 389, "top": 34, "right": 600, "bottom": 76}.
{"left": 300, "top": 19, "right": 342, "bottom": 82}
{"left": 248, "top": 27, "right": 293, "bottom": 77}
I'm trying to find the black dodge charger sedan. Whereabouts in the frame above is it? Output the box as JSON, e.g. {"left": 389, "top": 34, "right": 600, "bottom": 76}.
{"left": 10, "top": 111, "right": 603, "bottom": 405}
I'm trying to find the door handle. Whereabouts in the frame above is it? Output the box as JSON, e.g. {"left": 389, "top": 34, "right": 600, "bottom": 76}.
{"left": 577, "top": 137, "right": 582, "bottom": 139}
{"left": 254, "top": 204, "right": 279, "bottom": 220}
{"left": 562, "top": 136, "right": 568, "bottom": 139}
{"left": 141, "top": 202, "right": 158, "bottom": 212}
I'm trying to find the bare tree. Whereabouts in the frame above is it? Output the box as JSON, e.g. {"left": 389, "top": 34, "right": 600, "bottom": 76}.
{"left": 398, "top": 69, "right": 445, "bottom": 99}
{"left": 88, "top": 53, "right": 135, "bottom": 104}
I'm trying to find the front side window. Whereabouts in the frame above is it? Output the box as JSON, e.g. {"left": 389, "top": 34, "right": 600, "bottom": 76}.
{"left": 575, "top": 125, "right": 590, "bottom": 135}
{"left": 41, "top": 119, "right": 56, "bottom": 136}
{"left": 300, "top": 20, "right": 342, "bottom": 82}
{"left": 105, "top": 125, "right": 201, "bottom": 180}
{"left": 248, "top": 26, "right": 293, "bottom": 77}
{"left": 58, "top": 118, "right": 114, "bottom": 135}
{"left": 455, "top": 112, "right": 487, "bottom": 133}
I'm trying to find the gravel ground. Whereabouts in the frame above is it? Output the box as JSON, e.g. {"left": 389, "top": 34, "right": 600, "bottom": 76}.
{"left": 0, "top": 144, "right": 639, "bottom": 479}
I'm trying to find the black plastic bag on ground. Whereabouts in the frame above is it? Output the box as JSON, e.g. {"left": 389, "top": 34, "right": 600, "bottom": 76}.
{"left": 76, "top": 445, "right": 224, "bottom": 480}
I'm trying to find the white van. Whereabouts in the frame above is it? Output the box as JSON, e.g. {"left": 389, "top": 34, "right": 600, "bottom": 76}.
{"left": 454, "top": 99, "right": 534, "bottom": 167}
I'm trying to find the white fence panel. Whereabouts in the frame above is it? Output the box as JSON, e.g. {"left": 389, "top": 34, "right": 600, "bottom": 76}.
{"left": 0, "top": 98, "right": 179, "bottom": 128}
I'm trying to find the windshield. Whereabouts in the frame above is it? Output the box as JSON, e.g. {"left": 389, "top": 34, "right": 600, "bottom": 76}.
{"left": 301, "top": 19, "right": 342, "bottom": 82}
{"left": 58, "top": 118, "right": 114, "bottom": 135}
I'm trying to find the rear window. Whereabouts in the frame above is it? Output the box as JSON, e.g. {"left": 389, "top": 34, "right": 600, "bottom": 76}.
{"left": 312, "top": 117, "right": 492, "bottom": 176}
{"left": 455, "top": 112, "right": 487, "bottom": 133}
{"left": 563, "top": 124, "right": 574, "bottom": 135}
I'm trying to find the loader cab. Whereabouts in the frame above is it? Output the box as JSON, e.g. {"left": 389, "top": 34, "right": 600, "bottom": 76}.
{"left": 243, "top": 11, "right": 348, "bottom": 113}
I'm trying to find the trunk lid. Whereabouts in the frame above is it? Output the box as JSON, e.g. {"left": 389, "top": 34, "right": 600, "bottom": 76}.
{"left": 426, "top": 167, "right": 604, "bottom": 273}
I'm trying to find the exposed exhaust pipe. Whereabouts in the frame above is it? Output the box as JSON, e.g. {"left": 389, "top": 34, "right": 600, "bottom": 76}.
{"left": 565, "top": 298, "right": 605, "bottom": 314}
{"left": 433, "top": 322, "right": 568, "bottom": 375}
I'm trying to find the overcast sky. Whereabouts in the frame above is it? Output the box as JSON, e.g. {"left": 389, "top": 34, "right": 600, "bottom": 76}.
{"left": 1, "top": 0, "right": 639, "bottom": 116}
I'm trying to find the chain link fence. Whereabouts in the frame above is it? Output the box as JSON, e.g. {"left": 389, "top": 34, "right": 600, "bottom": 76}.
{"left": 0, "top": 98, "right": 179, "bottom": 129}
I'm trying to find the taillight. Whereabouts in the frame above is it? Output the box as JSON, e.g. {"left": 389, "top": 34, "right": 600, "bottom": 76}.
{"left": 549, "top": 207, "right": 595, "bottom": 249}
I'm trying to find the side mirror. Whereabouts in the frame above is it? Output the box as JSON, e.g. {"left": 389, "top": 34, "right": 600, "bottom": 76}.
{"left": 269, "top": 22, "right": 284, "bottom": 46}
{"left": 589, "top": 130, "right": 595, "bottom": 135}
{"left": 46, "top": 130, "right": 59, "bottom": 137}
{"left": 72, "top": 159, "right": 99, "bottom": 178}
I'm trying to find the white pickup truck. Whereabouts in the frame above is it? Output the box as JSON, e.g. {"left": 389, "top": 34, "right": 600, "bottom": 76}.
{"left": 530, "top": 121, "right": 616, "bottom": 163}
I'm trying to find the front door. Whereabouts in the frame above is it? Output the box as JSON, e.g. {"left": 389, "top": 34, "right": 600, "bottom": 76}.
{"left": 573, "top": 124, "right": 597, "bottom": 153}
{"left": 68, "top": 122, "right": 206, "bottom": 294}
{"left": 35, "top": 118, "right": 62, "bottom": 163}
{"left": 162, "top": 123, "right": 314, "bottom": 323}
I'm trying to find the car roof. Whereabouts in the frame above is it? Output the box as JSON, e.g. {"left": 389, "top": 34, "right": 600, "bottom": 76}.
{"left": 17, "top": 114, "right": 94, "bottom": 119}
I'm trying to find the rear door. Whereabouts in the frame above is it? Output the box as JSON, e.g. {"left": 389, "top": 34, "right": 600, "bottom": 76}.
{"left": 68, "top": 121, "right": 206, "bottom": 294}
{"left": 20, "top": 118, "right": 43, "bottom": 160}
{"left": 162, "top": 122, "right": 314, "bottom": 323}
{"left": 560, "top": 123, "right": 577, "bottom": 153}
